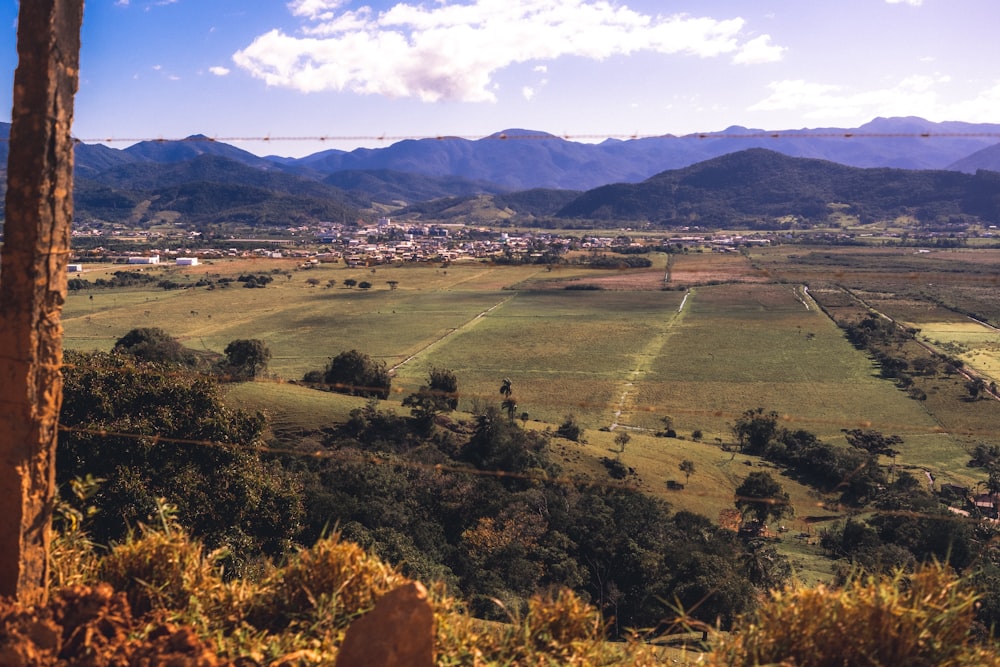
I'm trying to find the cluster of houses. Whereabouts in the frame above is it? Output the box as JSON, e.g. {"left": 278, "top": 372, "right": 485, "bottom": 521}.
{"left": 67, "top": 218, "right": 780, "bottom": 269}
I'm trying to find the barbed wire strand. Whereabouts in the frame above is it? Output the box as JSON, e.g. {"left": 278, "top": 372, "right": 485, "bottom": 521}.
{"left": 2, "top": 129, "right": 1000, "bottom": 147}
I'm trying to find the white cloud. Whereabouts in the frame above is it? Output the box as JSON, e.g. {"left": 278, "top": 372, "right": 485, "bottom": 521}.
{"left": 944, "top": 81, "right": 1000, "bottom": 123}
{"left": 748, "top": 74, "right": 963, "bottom": 122}
{"left": 522, "top": 86, "right": 535, "bottom": 100}
{"left": 234, "top": 0, "right": 778, "bottom": 102}
{"left": 732, "top": 34, "right": 785, "bottom": 65}
{"left": 289, "top": 0, "right": 349, "bottom": 21}
{"left": 885, "top": 0, "right": 923, "bottom": 6}
{"left": 209, "top": 66, "right": 231, "bottom": 76}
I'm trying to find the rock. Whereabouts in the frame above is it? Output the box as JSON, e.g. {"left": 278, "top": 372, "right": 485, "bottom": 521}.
{"left": 335, "top": 582, "right": 434, "bottom": 667}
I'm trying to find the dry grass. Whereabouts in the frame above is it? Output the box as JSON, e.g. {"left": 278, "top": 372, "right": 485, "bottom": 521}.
{"left": 707, "top": 562, "right": 1000, "bottom": 667}
{"left": 50, "top": 522, "right": 663, "bottom": 665}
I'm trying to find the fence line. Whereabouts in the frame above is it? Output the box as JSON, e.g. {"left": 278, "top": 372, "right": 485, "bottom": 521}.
{"left": 3, "top": 129, "right": 1000, "bottom": 147}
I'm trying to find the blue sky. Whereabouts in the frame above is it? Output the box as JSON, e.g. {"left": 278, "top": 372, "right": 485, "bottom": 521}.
{"left": 2, "top": 0, "right": 1000, "bottom": 157}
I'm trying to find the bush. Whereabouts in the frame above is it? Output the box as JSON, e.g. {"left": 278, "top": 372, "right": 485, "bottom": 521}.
{"left": 112, "top": 327, "right": 195, "bottom": 366}
{"left": 321, "top": 349, "right": 391, "bottom": 399}
{"left": 555, "top": 414, "right": 584, "bottom": 442}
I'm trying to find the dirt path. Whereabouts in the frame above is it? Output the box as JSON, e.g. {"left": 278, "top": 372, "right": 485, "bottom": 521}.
{"left": 609, "top": 289, "right": 691, "bottom": 431}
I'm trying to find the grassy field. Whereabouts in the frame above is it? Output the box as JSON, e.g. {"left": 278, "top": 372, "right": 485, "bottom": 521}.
{"left": 62, "top": 251, "right": 1000, "bottom": 583}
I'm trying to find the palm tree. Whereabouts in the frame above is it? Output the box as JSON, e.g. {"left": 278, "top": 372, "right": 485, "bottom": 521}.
{"left": 500, "top": 377, "right": 512, "bottom": 398}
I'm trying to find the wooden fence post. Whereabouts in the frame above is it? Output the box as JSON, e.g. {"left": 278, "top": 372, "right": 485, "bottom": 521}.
{"left": 0, "top": 0, "right": 83, "bottom": 604}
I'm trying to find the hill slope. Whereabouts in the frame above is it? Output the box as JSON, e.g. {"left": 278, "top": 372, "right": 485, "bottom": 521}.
{"left": 555, "top": 148, "right": 1000, "bottom": 227}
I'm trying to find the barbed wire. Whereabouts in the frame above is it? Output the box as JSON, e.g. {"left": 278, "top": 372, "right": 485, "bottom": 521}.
{"left": 3, "top": 129, "right": 1000, "bottom": 147}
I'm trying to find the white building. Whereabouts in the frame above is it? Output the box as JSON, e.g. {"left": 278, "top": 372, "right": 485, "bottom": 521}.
{"left": 175, "top": 257, "right": 199, "bottom": 266}
{"left": 127, "top": 255, "right": 160, "bottom": 265}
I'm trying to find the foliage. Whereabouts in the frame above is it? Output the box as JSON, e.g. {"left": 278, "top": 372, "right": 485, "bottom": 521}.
{"left": 464, "top": 405, "right": 550, "bottom": 474}
{"left": 707, "top": 563, "right": 1000, "bottom": 667}
{"left": 250, "top": 534, "right": 407, "bottom": 632}
{"left": 428, "top": 367, "right": 460, "bottom": 410}
{"left": 402, "top": 367, "right": 460, "bottom": 432}
{"left": 556, "top": 414, "right": 584, "bottom": 442}
{"left": 222, "top": 338, "right": 271, "bottom": 380}
{"left": 731, "top": 408, "right": 780, "bottom": 455}
{"left": 46, "top": 521, "right": 662, "bottom": 665}
{"left": 58, "top": 351, "right": 304, "bottom": 572}
{"left": 320, "top": 349, "right": 391, "bottom": 399}
{"left": 112, "top": 326, "right": 197, "bottom": 366}
{"left": 97, "top": 506, "right": 226, "bottom": 616}
{"left": 734, "top": 471, "right": 792, "bottom": 527}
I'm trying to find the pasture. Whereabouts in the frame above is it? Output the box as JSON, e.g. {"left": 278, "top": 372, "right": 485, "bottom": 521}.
{"left": 61, "top": 250, "right": 1000, "bottom": 580}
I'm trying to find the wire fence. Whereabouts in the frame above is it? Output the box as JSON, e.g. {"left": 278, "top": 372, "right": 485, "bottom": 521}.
{"left": 3, "top": 128, "right": 1000, "bottom": 147}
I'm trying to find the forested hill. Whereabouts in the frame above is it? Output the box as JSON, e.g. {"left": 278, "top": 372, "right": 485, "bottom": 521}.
{"left": 554, "top": 148, "right": 1000, "bottom": 227}
{"left": 73, "top": 154, "right": 359, "bottom": 226}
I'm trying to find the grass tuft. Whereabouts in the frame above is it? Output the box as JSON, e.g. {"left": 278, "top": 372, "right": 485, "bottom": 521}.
{"left": 708, "top": 561, "right": 999, "bottom": 667}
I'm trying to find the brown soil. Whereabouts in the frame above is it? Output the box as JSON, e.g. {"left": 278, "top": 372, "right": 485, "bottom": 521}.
{"left": 0, "top": 584, "right": 230, "bottom": 666}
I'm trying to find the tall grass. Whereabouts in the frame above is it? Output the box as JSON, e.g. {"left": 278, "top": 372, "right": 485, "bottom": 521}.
{"left": 708, "top": 562, "right": 999, "bottom": 667}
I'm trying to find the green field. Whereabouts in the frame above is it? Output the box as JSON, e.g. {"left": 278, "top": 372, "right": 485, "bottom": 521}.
{"left": 62, "top": 253, "right": 1000, "bottom": 582}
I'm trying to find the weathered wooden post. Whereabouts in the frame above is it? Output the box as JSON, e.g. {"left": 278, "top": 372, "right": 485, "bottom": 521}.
{"left": 0, "top": 0, "right": 84, "bottom": 603}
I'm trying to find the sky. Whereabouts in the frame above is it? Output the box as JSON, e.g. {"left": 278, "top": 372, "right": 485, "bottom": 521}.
{"left": 2, "top": 0, "right": 1000, "bottom": 158}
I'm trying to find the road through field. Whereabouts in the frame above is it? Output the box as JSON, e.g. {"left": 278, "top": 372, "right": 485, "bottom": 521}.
{"left": 610, "top": 289, "right": 691, "bottom": 431}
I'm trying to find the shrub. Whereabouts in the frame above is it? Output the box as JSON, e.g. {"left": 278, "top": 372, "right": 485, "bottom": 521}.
{"left": 555, "top": 414, "right": 584, "bottom": 442}
{"left": 112, "top": 327, "right": 195, "bottom": 366}
{"left": 322, "top": 349, "right": 391, "bottom": 399}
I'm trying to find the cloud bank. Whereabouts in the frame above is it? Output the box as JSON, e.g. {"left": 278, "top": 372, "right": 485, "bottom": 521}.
{"left": 233, "top": 0, "right": 783, "bottom": 102}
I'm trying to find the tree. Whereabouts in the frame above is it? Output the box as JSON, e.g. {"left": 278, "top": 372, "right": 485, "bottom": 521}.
{"left": 387, "top": 280, "right": 399, "bottom": 290}
{"left": 732, "top": 408, "right": 781, "bottom": 455}
{"left": 223, "top": 338, "right": 271, "bottom": 380}
{"left": 343, "top": 278, "right": 357, "bottom": 288}
{"left": 556, "top": 414, "right": 584, "bottom": 442}
{"left": 658, "top": 415, "right": 677, "bottom": 438}
{"left": 500, "top": 377, "right": 513, "bottom": 398}
{"left": 844, "top": 429, "right": 902, "bottom": 477}
{"left": 679, "top": 459, "right": 695, "bottom": 484}
{"left": 966, "top": 377, "right": 987, "bottom": 400}
{"left": 402, "top": 368, "right": 459, "bottom": 433}
{"left": 358, "top": 281, "right": 373, "bottom": 290}
{"left": 58, "top": 351, "right": 303, "bottom": 571}
{"left": 735, "top": 471, "right": 792, "bottom": 527}
{"left": 428, "top": 367, "right": 459, "bottom": 410}
{"left": 322, "top": 349, "right": 391, "bottom": 399}
{"left": 113, "top": 327, "right": 195, "bottom": 366}
{"left": 615, "top": 431, "right": 631, "bottom": 453}
{"left": 305, "top": 277, "right": 320, "bottom": 287}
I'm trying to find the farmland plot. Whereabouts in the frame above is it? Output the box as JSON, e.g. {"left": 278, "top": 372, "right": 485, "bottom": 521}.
{"left": 392, "top": 289, "right": 687, "bottom": 427}
{"left": 629, "top": 284, "right": 947, "bottom": 446}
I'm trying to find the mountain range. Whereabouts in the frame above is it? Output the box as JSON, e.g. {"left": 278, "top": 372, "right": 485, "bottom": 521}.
{"left": 2, "top": 117, "right": 1000, "bottom": 229}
